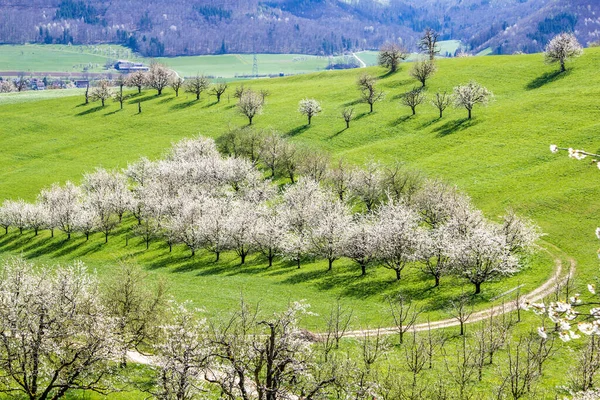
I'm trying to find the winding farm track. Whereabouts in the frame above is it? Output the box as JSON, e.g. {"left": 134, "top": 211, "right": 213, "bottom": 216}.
{"left": 128, "top": 245, "right": 575, "bottom": 365}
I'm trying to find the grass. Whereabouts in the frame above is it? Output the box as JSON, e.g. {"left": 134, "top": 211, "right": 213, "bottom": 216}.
{"left": 1, "top": 49, "right": 599, "bottom": 398}
{"left": 0, "top": 44, "right": 332, "bottom": 78}
{"left": 0, "top": 49, "right": 599, "bottom": 330}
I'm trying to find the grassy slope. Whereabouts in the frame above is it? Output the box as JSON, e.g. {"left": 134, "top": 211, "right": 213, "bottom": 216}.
{"left": 0, "top": 50, "right": 598, "bottom": 330}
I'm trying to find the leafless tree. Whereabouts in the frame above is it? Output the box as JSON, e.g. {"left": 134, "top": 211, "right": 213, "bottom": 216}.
{"left": 326, "top": 157, "right": 352, "bottom": 202}
{"left": 544, "top": 32, "right": 583, "bottom": 72}
{"left": 378, "top": 42, "right": 408, "bottom": 72}
{"left": 401, "top": 87, "right": 426, "bottom": 115}
{"left": 237, "top": 89, "right": 263, "bottom": 125}
{"left": 443, "top": 335, "right": 478, "bottom": 400}
{"left": 419, "top": 28, "right": 440, "bottom": 60}
{"left": 0, "top": 257, "right": 119, "bottom": 400}
{"left": 449, "top": 292, "right": 473, "bottom": 336}
{"left": 323, "top": 299, "right": 354, "bottom": 357}
{"left": 357, "top": 73, "right": 385, "bottom": 113}
{"left": 381, "top": 160, "right": 422, "bottom": 202}
{"left": 298, "top": 147, "right": 330, "bottom": 182}
{"left": 14, "top": 73, "right": 29, "bottom": 92}
{"left": 91, "top": 80, "right": 113, "bottom": 107}
{"left": 170, "top": 76, "right": 184, "bottom": 97}
{"left": 410, "top": 60, "right": 437, "bottom": 87}
{"left": 233, "top": 84, "right": 245, "bottom": 99}
{"left": 388, "top": 293, "right": 421, "bottom": 344}
{"left": 210, "top": 82, "right": 228, "bottom": 102}
{"left": 147, "top": 63, "right": 171, "bottom": 95}
{"left": 431, "top": 91, "right": 453, "bottom": 118}
{"left": 103, "top": 262, "right": 166, "bottom": 367}
{"left": 185, "top": 74, "right": 210, "bottom": 100}
{"left": 570, "top": 335, "right": 600, "bottom": 392}
{"left": 126, "top": 70, "right": 146, "bottom": 94}
{"left": 341, "top": 107, "right": 354, "bottom": 129}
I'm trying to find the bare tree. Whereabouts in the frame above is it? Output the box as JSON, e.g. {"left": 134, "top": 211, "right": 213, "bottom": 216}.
{"left": 237, "top": 89, "right": 263, "bottom": 125}
{"left": 443, "top": 335, "right": 478, "bottom": 400}
{"left": 357, "top": 74, "right": 385, "bottom": 113}
{"left": 147, "top": 63, "right": 171, "bottom": 95}
{"left": 326, "top": 158, "right": 352, "bottom": 202}
{"left": 210, "top": 82, "right": 228, "bottom": 102}
{"left": 341, "top": 107, "right": 354, "bottom": 129}
{"left": 410, "top": 60, "right": 437, "bottom": 87}
{"left": 544, "top": 32, "right": 583, "bottom": 72}
{"left": 14, "top": 73, "right": 29, "bottom": 92}
{"left": 570, "top": 335, "right": 600, "bottom": 392}
{"left": 449, "top": 292, "right": 473, "bottom": 336}
{"left": 323, "top": 299, "right": 354, "bottom": 355}
{"left": 298, "top": 98, "right": 322, "bottom": 125}
{"left": 127, "top": 70, "right": 146, "bottom": 94}
{"left": 0, "top": 257, "right": 119, "bottom": 400}
{"left": 185, "top": 74, "right": 210, "bottom": 100}
{"left": 453, "top": 81, "right": 493, "bottom": 119}
{"left": 388, "top": 293, "right": 421, "bottom": 344}
{"left": 378, "top": 42, "right": 408, "bottom": 72}
{"left": 419, "top": 28, "right": 440, "bottom": 60}
{"left": 401, "top": 87, "right": 426, "bottom": 115}
{"left": 431, "top": 91, "right": 453, "bottom": 118}
{"left": 91, "top": 80, "right": 113, "bottom": 107}
{"left": 170, "top": 75, "right": 184, "bottom": 97}
{"left": 299, "top": 147, "right": 330, "bottom": 182}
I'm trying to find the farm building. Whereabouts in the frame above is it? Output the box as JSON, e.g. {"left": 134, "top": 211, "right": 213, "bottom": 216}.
{"left": 114, "top": 60, "right": 149, "bottom": 72}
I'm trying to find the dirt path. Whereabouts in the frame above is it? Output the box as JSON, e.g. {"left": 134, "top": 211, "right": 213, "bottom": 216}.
{"left": 342, "top": 250, "right": 575, "bottom": 338}
{"left": 128, "top": 247, "right": 575, "bottom": 364}
{"left": 352, "top": 52, "right": 367, "bottom": 68}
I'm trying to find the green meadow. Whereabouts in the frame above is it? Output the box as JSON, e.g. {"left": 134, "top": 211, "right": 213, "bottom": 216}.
{"left": 0, "top": 49, "right": 599, "bottom": 330}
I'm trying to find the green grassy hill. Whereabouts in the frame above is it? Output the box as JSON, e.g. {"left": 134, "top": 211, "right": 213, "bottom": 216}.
{"left": 0, "top": 49, "right": 599, "bottom": 331}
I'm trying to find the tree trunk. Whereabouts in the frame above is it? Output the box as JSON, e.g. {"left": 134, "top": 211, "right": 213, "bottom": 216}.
{"left": 217, "top": 94, "right": 221, "bottom": 102}
{"left": 297, "top": 258, "right": 301, "bottom": 269}
{"left": 196, "top": 93, "right": 200, "bottom": 100}
{"left": 560, "top": 60, "right": 566, "bottom": 72}
{"left": 248, "top": 116, "right": 253, "bottom": 125}
{"left": 460, "top": 321, "right": 464, "bottom": 336}
{"left": 308, "top": 115, "right": 312, "bottom": 125}
{"left": 146, "top": 238, "right": 150, "bottom": 250}
{"left": 138, "top": 102, "right": 142, "bottom": 114}
{"left": 395, "top": 269, "right": 401, "bottom": 281}
{"left": 328, "top": 258, "right": 333, "bottom": 271}
{"left": 51, "top": 228, "right": 54, "bottom": 237}
{"left": 268, "top": 248, "right": 273, "bottom": 267}
{"left": 369, "top": 103, "right": 373, "bottom": 113}
{"left": 191, "top": 248, "right": 195, "bottom": 257}
{"left": 411, "top": 107, "right": 416, "bottom": 115}
{"left": 240, "top": 252, "right": 246, "bottom": 265}
{"left": 215, "top": 251, "right": 220, "bottom": 262}
{"left": 67, "top": 232, "right": 70, "bottom": 240}
{"left": 86, "top": 232, "right": 89, "bottom": 241}
{"left": 101, "top": 99, "right": 105, "bottom": 107}
{"left": 361, "top": 263, "right": 366, "bottom": 276}
{"left": 34, "top": 228, "right": 38, "bottom": 236}
{"left": 346, "top": 120, "right": 350, "bottom": 129}
{"left": 468, "top": 108, "right": 472, "bottom": 119}
{"left": 104, "top": 230, "right": 109, "bottom": 243}
{"left": 474, "top": 282, "right": 481, "bottom": 294}
{"left": 434, "top": 275, "right": 440, "bottom": 287}
{"left": 19, "top": 227, "right": 22, "bottom": 235}
{"left": 157, "top": 88, "right": 162, "bottom": 95}
{"left": 138, "top": 86, "right": 141, "bottom": 94}
{"left": 4, "top": 226, "right": 7, "bottom": 234}
{"left": 439, "top": 109, "right": 443, "bottom": 118}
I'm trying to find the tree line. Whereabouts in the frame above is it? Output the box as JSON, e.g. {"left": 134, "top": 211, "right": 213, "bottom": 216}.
{"left": 0, "top": 133, "right": 538, "bottom": 294}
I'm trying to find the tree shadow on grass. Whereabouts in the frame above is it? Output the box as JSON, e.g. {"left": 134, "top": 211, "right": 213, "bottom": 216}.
{"left": 104, "top": 109, "right": 123, "bottom": 116}
{"left": 170, "top": 100, "right": 198, "bottom": 111}
{"left": 432, "top": 118, "right": 480, "bottom": 137}
{"left": 328, "top": 127, "right": 348, "bottom": 139}
{"left": 202, "top": 101, "right": 219, "bottom": 108}
{"left": 285, "top": 125, "right": 310, "bottom": 137}
{"left": 343, "top": 99, "right": 363, "bottom": 107}
{"left": 525, "top": 69, "right": 569, "bottom": 90}
{"left": 75, "top": 105, "right": 104, "bottom": 116}
{"left": 419, "top": 118, "right": 442, "bottom": 129}
{"left": 354, "top": 111, "right": 371, "bottom": 121}
{"left": 127, "top": 94, "right": 157, "bottom": 105}
{"left": 389, "top": 115, "right": 412, "bottom": 126}
{"left": 158, "top": 96, "right": 175, "bottom": 104}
